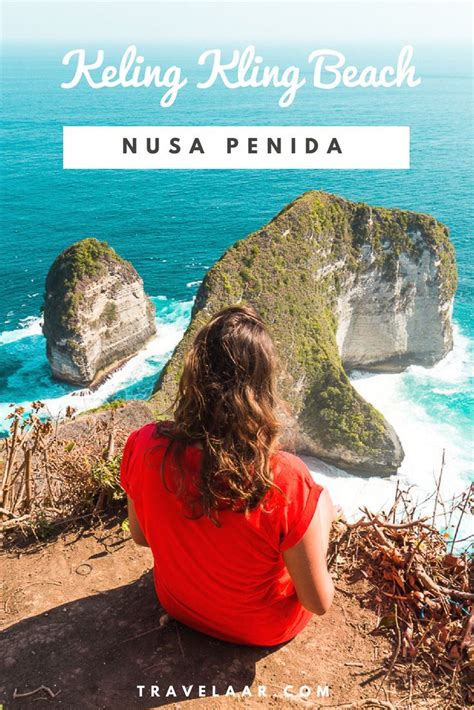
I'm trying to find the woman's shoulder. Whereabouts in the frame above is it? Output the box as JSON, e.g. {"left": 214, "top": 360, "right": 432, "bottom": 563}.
{"left": 266, "top": 450, "right": 324, "bottom": 547}
{"left": 124, "top": 420, "right": 172, "bottom": 450}
{"left": 272, "top": 448, "right": 308, "bottom": 470}
{"left": 271, "top": 449, "right": 315, "bottom": 488}
{"left": 120, "top": 421, "right": 173, "bottom": 495}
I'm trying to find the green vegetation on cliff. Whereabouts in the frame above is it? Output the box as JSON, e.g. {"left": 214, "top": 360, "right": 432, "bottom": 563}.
{"left": 43, "top": 237, "right": 157, "bottom": 387}
{"left": 43, "top": 238, "right": 133, "bottom": 335}
{"left": 151, "top": 191, "right": 456, "bottom": 474}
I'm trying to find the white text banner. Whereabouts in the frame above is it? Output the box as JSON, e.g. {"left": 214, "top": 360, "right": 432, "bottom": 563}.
{"left": 63, "top": 126, "right": 410, "bottom": 170}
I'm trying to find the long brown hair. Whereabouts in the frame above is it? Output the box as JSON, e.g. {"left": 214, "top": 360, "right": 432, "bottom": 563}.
{"left": 156, "top": 305, "right": 282, "bottom": 523}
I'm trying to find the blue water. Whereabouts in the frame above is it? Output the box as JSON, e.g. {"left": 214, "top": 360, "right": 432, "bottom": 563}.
{"left": 0, "top": 43, "right": 472, "bottom": 519}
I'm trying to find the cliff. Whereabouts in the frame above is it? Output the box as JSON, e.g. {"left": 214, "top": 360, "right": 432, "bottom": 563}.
{"left": 43, "top": 238, "right": 156, "bottom": 387}
{"left": 151, "top": 191, "right": 456, "bottom": 475}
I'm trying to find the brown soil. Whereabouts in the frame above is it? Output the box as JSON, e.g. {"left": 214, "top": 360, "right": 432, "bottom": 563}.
{"left": 1, "top": 523, "right": 408, "bottom": 710}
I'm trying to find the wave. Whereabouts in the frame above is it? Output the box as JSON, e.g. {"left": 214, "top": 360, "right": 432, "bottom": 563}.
{"left": 0, "top": 297, "right": 193, "bottom": 430}
{"left": 0, "top": 306, "right": 472, "bottom": 545}
{"left": 0, "top": 316, "right": 43, "bottom": 344}
{"left": 306, "top": 325, "right": 473, "bottom": 546}
{"left": 405, "top": 324, "right": 473, "bottom": 388}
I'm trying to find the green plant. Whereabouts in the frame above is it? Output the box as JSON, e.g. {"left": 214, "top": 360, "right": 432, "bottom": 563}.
{"left": 101, "top": 302, "right": 117, "bottom": 326}
{"left": 151, "top": 190, "right": 456, "bottom": 472}
{"left": 90, "top": 456, "right": 124, "bottom": 501}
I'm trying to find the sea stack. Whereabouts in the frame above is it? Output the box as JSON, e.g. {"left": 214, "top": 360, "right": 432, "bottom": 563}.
{"left": 43, "top": 238, "right": 156, "bottom": 387}
{"left": 152, "top": 191, "right": 456, "bottom": 476}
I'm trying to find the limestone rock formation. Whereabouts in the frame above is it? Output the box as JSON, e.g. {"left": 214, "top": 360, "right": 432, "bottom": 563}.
{"left": 152, "top": 191, "right": 456, "bottom": 476}
{"left": 43, "top": 238, "right": 156, "bottom": 387}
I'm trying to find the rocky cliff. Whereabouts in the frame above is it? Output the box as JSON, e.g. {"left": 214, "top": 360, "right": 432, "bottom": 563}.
{"left": 43, "top": 238, "right": 156, "bottom": 387}
{"left": 151, "top": 191, "right": 456, "bottom": 475}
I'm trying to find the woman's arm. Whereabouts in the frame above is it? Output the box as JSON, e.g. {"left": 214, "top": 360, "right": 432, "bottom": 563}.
{"left": 282, "top": 487, "right": 336, "bottom": 615}
{"left": 127, "top": 495, "right": 150, "bottom": 547}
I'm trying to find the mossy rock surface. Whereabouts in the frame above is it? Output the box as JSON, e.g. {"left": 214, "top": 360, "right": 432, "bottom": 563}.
{"left": 43, "top": 238, "right": 134, "bottom": 336}
{"left": 151, "top": 191, "right": 456, "bottom": 476}
{"left": 43, "top": 238, "right": 156, "bottom": 387}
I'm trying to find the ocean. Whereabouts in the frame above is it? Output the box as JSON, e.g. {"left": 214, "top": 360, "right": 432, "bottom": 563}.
{"left": 1, "top": 43, "right": 472, "bottom": 532}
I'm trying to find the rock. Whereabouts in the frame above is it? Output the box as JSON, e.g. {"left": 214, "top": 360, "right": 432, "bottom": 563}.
{"left": 55, "top": 400, "right": 155, "bottom": 442}
{"left": 336, "top": 233, "right": 454, "bottom": 372}
{"left": 151, "top": 191, "right": 456, "bottom": 476}
{"left": 43, "top": 238, "right": 156, "bottom": 387}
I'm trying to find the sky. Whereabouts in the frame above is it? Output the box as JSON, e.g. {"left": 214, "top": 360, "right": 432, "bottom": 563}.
{"left": 2, "top": 1, "right": 472, "bottom": 45}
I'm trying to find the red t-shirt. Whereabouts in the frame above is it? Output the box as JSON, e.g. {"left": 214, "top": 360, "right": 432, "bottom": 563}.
{"left": 120, "top": 422, "right": 323, "bottom": 646}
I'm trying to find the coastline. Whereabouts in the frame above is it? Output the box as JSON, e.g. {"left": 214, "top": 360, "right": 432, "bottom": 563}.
{"left": 77, "top": 331, "right": 159, "bottom": 393}
{"left": 0, "top": 307, "right": 471, "bottom": 542}
{"left": 1, "top": 4, "right": 473, "bottom": 707}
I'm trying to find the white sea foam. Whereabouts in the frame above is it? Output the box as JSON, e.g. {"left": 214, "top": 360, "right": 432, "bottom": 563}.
{"left": 306, "top": 326, "right": 473, "bottom": 546}
{"left": 403, "top": 324, "right": 472, "bottom": 388}
{"left": 0, "top": 316, "right": 43, "bottom": 344}
{"left": 0, "top": 300, "right": 192, "bottom": 424}
{"left": 1, "top": 306, "right": 472, "bottom": 546}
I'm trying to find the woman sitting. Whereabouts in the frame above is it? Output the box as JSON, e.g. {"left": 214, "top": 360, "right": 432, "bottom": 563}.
{"left": 120, "top": 305, "right": 339, "bottom": 646}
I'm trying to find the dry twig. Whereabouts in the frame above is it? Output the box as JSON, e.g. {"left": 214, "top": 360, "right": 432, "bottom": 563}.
{"left": 13, "top": 685, "right": 61, "bottom": 699}
{"left": 330, "top": 478, "right": 473, "bottom": 708}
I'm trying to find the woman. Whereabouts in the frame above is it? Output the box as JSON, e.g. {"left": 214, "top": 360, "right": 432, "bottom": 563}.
{"left": 120, "top": 305, "right": 339, "bottom": 646}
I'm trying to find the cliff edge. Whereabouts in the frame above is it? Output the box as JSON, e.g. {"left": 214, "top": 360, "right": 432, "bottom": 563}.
{"left": 43, "top": 238, "right": 156, "bottom": 387}
{"left": 152, "top": 191, "right": 456, "bottom": 475}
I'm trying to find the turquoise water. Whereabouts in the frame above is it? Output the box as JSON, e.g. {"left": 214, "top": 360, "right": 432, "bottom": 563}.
{"left": 0, "top": 44, "right": 472, "bottom": 519}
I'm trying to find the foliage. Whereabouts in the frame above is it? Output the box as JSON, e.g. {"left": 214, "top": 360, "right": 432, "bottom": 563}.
{"left": 42, "top": 238, "right": 134, "bottom": 334}
{"left": 0, "top": 403, "right": 130, "bottom": 539}
{"left": 152, "top": 190, "right": 458, "bottom": 471}
{"left": 91, "top": 455, "right": 124, "bottom": 501}
{"left": 101, "top": 301, "right": 118, "bottom": 326}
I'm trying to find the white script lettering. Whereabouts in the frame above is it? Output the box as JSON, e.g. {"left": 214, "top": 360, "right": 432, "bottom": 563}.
{"left": 61, "top": 45, "right": 187, "bottom": 107}
{"left": 309, "top": 45, "right": 421, "bottom": 89}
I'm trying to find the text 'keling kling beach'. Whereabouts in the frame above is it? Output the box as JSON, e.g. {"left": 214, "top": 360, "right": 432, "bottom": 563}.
{"left": 61, "top": 44, "right": 421, "bottom": 107}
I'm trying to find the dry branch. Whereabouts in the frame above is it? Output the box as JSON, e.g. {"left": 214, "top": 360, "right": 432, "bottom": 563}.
{"left": 331, "top": 486, "right": 473, "bottom": 709}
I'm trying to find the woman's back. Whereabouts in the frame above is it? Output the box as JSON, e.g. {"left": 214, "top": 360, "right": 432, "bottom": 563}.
{"left": 121, "top": 422, "right": 323, "bottom": 646}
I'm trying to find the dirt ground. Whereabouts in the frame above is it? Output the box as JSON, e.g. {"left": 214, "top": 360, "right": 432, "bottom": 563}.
{"left": 1, "top": 521, "right": 410, "bottom": 710}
